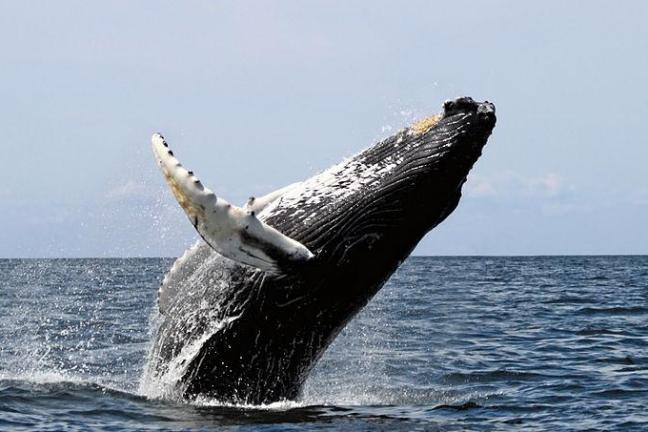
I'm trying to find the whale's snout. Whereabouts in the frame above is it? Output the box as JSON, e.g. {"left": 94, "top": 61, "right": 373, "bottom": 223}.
{"left": 443, "top": 96, "right": 494, "bottom": 116}
{"left": 436, "top": 97, "right": 496, "bottom": 160}
{"left": 477, "top": 100, "right": 496, "bottom": 116}
{"left": 443, "top": 97, "right": 496, "bottom": 130}
{"left": 477, "top": 101, "right": 496, "bottom": 128}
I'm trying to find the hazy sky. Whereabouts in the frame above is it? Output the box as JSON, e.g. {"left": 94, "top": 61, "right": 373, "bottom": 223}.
{"left": 0, "top": 1, "right": 646, "bottom": 257}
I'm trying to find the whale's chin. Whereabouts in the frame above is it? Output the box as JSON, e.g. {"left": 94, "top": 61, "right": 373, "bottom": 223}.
{"left": 142, "top": 96, "right": 496, "bottom": 404}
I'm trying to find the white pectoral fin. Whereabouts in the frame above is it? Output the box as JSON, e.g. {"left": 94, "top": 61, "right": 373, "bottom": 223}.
{"left": 151, "top": 133, "right": 314, "bottom": 272}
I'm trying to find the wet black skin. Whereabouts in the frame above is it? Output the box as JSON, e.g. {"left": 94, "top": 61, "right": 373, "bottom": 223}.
{"left": 148, "top": 97, "right": 496, "bottom": 404}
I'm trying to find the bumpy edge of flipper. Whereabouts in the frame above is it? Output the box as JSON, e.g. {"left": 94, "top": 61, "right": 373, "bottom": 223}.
{"left": 151, "top": 133, "right": 314, "bottom": 272}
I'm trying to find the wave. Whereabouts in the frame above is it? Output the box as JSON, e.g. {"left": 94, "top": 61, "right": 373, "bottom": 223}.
{"left": 0, "top": 368, "right": 493, "bottom": 414}
{"left": 575, "top": 306, "right": 648, "bottom": 316}
{"left": 0, "top": 371, "right": 136, "bottom": 399}
{"left": 440, "top": 369, "right": 547, "bottom": 384}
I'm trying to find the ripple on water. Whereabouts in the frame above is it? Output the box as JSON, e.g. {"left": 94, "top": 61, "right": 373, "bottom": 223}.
{"left": 1, "top": 256, "right": 648, "bottom": 430}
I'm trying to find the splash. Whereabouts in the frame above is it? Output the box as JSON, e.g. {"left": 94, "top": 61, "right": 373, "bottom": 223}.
{"left": 139, "top": 313, "right": 241, "bottom": 400}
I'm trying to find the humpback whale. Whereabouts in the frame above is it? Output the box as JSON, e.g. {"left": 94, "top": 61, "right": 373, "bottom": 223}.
{"left": 143, "top": 97, "right": 496, "bottom": 404}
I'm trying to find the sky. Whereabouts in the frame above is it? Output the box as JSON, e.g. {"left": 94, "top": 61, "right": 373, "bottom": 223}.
{"left": 0, "top": 1, "right": 646, "bottom": 257}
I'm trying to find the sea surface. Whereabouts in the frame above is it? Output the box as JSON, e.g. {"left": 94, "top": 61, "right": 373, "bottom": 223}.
{"left": 0, "top": 256, "right": 647, "bottom": 431}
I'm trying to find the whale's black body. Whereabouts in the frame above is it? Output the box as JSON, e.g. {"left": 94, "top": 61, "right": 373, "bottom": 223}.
{"left": 143, "top": 97, "right": 496, "bottom": 404}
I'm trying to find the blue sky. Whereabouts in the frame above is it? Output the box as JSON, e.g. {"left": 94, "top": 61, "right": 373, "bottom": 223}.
{"left": 0, "top": 1, "right": 646, "bottom": 257}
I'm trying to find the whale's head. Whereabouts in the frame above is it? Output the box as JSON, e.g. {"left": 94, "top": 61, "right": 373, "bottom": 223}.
{"left": 262, "top": 97, "right": 496, "bottom": 302}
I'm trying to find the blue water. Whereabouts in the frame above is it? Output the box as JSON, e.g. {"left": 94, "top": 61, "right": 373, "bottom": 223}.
{"left": 1, "top": 256, "right": 647, "bottom": 431}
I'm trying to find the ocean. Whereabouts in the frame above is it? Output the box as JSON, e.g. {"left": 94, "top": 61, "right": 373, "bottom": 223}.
{"left": 0, "top": 256, "right": 646, "bottom": 431}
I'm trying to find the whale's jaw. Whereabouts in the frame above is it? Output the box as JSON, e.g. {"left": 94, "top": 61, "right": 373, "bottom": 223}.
{"left": 144, "top": 97, "right": 496, "bottom": 404}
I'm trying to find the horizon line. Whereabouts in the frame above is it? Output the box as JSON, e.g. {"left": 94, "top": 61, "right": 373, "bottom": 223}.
{"left": 1, "top": 254, "right": 646, "bottom": 260}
